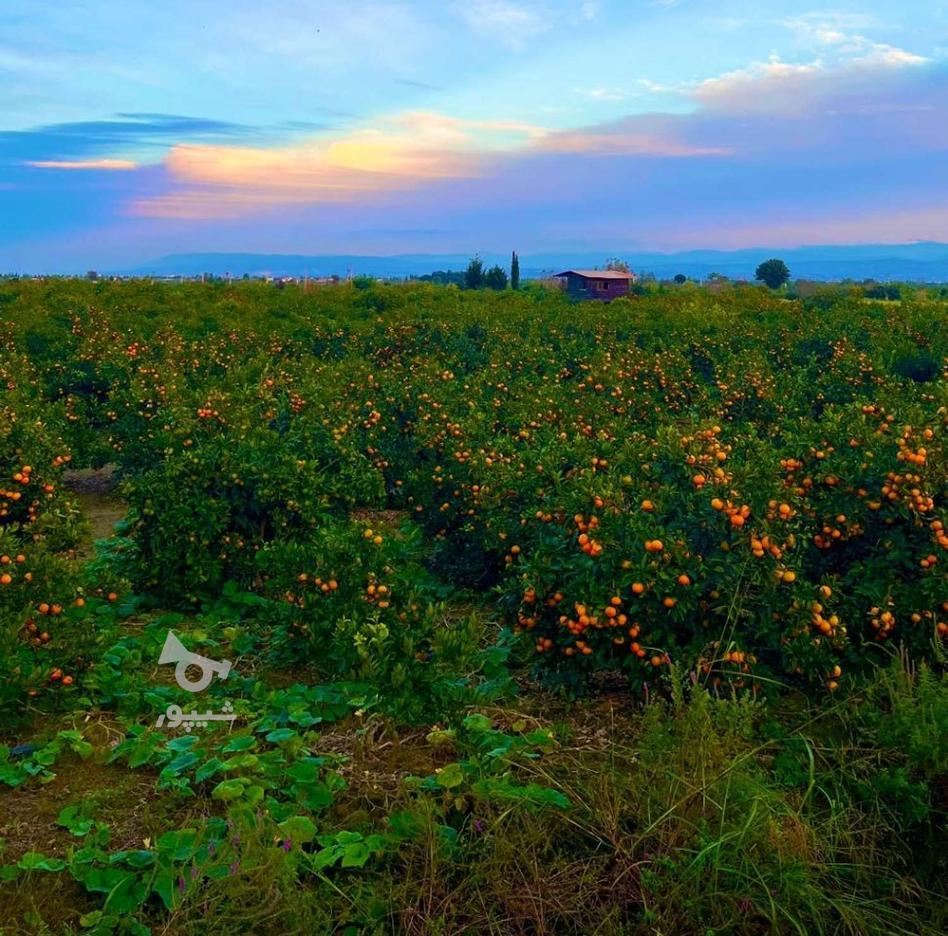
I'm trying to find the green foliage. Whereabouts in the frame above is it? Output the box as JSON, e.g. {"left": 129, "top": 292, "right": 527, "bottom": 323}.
{"left": 483, "top": 264, "right": 508, "bottom": 290}
{"left": 463, "top": 255, "right": 484, "bottom": 289}
{"left": 0, "top": 278, "right": 945, "bottom": 935}
{"left": 755, "top": 257, "right": 791, "bottom": 288}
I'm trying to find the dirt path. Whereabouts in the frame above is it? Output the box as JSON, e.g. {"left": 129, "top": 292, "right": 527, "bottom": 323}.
{"left": 62, "top": 465, "right": 126, "bottom": 555}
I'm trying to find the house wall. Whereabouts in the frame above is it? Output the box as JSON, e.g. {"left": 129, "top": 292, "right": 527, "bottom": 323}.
{"left": 564, "top": 275, "right": 631, "bottom": 301}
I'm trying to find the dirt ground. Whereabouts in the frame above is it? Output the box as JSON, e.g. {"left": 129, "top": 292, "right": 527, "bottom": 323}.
{"left": 62, "top": 465, "right": 126, "bottom": 555}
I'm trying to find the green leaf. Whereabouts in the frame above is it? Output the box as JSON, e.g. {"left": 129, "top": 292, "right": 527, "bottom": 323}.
{"left": 222, "top": 752, "right": 259, "bottom": 771}
{"left": 156, "top": 828, "right": 198, "bottom": 861}
{"left": 17, "top": 852, "right": 66, "bottom": 872}
{"left": 265, "top": 728, "right": 298, "bottom": 744}
{"left": 195, "top": 757, "right": 223, "bottom": 783}
{"left": 278, "top": 816, "right": 317, "bottom": 844}
{"left": 462, "top": 714, "right": 492, "bottom": 733}
{"left": 212, "top": 778, "right": 245, "bottom": 801}
{"left": 310, "top": 845, "right": 343, "bottom": 871}
{"left": 294, "top": 781, "right": 334, "bottom": 812}
{"left": 434, "top": 762, "right": 465, "bottom": 789}
{"left": 57, "top": 805, "right": 95, "bottom": 837}
{"left": 113, "top": 849, "right": 155, "bottom": 869}
{"left": 285, "top": 760, "right": 319, "bottom": 785}
{"left": 152, "top": 867, "right": 176, "bottom": 911}
{"left": 166, "top": 751, "right": 199, "bottom": 775}
{"left": 103, "top": 871, "right": 148, "bottom": 913}
{"left": 221, "top": 734, "right": 257, "bottom": 753}
{"left": 341, "top": 840, "right": 371, "bottom": 868}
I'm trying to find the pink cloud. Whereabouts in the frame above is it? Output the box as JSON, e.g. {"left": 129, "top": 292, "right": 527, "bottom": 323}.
{"left": 538, "top": 127, "right": 731, "bottom": 158}
{"left": 132, "top": 111, "right": 547, "bottom": 219}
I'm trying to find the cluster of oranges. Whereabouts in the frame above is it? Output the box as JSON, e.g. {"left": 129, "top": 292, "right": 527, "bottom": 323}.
{"left": 709, "top": 498, "right": 752, "bottom": 528}
{"left": 574, "top": 514, "right": 604, "bottom": 557}
{"left": 0, "top": 551, "right": 26, "bottom": 586}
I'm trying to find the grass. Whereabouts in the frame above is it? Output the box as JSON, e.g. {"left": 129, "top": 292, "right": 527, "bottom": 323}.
{"left": 1, "top": 477, "right": 946, "bottom": 935}
{"left": 4, "top": 671, "right": 945, "bottom": 934}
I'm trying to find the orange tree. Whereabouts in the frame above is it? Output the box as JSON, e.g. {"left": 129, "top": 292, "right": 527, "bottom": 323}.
{"left": 3, "top": 279, "right": 945, "bottom": 703}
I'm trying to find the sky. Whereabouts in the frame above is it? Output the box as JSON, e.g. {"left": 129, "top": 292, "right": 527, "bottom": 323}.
{"left": 1, "top": 1, "right": 947, "bottom": 271}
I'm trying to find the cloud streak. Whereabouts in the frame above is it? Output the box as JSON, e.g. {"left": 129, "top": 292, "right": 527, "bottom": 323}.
{"left": 28, "top": 158, "right": 138, "bottom": 170}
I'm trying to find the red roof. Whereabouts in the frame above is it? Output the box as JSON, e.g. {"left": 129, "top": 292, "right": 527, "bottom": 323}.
{"left": 554, "top": 269, "right": 633, "bottom": 280}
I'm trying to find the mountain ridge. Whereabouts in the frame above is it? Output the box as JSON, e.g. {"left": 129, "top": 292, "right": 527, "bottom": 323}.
{"left": 121, "top": 242, "right": 948, "bottom": 282}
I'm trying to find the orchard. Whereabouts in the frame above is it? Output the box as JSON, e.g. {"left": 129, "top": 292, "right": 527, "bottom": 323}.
{"left": 0, "top": 277, "right": 945, "bottom": 935}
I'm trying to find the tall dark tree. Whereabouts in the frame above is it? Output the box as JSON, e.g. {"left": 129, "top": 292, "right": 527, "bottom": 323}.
{"left": 464, "top": 255, "right": 485, "bottom": 290}
{"left": 674, "top": 273, "right": 687, "bottom": 285}
{"left": 755, "top": 258, "right": 791, "bottom": 290}
{"left": 485, "top": 265, "right": 508, "bottom": 290}
{"left": 510, "top": 251, "right": 520, "bottom": 290}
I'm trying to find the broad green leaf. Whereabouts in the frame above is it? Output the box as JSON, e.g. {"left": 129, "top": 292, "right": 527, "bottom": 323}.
{"left": 278, "top": 816, "right": 317, "bottom": 844}
{"left": 341, "top": 841, "right": 371, "bottom": 868}
{"left": 265, "top": 728, "right": 298, "bottom": 743}
{"left": 434, "top": 762, "right": 464, "bottom": 789}
{"left": 212, "top": 778, "right": 245, "bottom": 801}
{"left": 17, "top": 852, "right": 66, "bottom": 872}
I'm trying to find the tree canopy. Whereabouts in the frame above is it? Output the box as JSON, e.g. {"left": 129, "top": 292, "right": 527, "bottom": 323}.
{"left": 464, "top": 256, "right": 485, "bottom": 290}
{"left": 755, "top": 258, "right": 791, "bottom": 290}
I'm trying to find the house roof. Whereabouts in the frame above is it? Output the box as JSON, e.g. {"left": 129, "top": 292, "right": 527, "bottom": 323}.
{"left": 554, "top": 269, "right": 633, "bottom": 280}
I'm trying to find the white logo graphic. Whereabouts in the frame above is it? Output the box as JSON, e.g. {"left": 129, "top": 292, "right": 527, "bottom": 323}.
{"left": 159, "top": 630, "right": 232, "bottom": 692}
{"left": 156, "top": 700, "right": 235, "bottom": 732}
{"left": 156, "top": 631, "right": 236, "bottom": 731}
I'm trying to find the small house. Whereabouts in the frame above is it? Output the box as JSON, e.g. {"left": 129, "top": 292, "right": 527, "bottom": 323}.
{"left": 555, "top": 269, "right": 633, "bottom": 301}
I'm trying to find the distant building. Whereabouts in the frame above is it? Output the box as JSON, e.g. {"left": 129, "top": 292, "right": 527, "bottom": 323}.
{"left": 554, "top": 269, "right": 634, "bottom": 301}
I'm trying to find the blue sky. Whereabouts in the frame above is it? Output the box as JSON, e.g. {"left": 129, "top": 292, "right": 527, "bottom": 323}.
{"left": 1, "top": 1, "right": 947, "bottom": 270}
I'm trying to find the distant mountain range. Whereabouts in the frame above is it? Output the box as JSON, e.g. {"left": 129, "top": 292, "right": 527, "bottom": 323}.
{"left": 124, "top": 242, "right": 948, "bottom": 283}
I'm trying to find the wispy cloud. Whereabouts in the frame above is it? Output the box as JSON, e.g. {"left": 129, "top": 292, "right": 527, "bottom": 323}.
{"left": 0, "top": 113, "right": 264, "bottom": 166}
{"left": 27, "top": 158, "right": 138, "bottom": 170}
{"left": 452, "top": 1, "right": 550, "bottom": 51}
{"left": 692, "top": 56, "right": 826, "bottom": 112}
{"left": 578, "top": 1, "right": 599, "bottom": 21}
{"left": 573, "top": 87, "right": 630, "bottom": 102}
{"left": 539, "top": 124, "right": 731, "bottom": 157}
{"left": 780, "top": 13, "right": 926, "bottom": 67}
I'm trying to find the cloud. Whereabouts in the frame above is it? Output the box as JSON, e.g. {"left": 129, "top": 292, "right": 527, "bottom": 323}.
{"left": 133, "top": 112, "right": 548, "bottom": 218}
{"left": 853, "top": 43, "right": 927, "bottom": 68}
{"left": 0, "top": 113, "right": 264, "bottom": 166}
{"left": 395, "top": 77, "right": 443, "bottom": 91}
{"left": 780, "top": 14, "right": 927, "bottom": 68}
{"left": 129, "top": 42, "right": 948, "bottom": 225}
{"left": 452, "top": 1, "right": 549, "bottom": 50}
{"left": 573, "top": 87, "right": 630, "bottom": 102}
{"left": 27, "top": 158, "right": 138, "bottom": 170}
{"left": 687, "top": 39, "right": 926, "bottom": 116}
{"left": 578, "top": 1, "right": 599, "bottom": 21}
{"left": 690, "top": 56, "right": 826, "bottom": 113}
{"left": 132, "top": 102, "right": 739, "bottom": 220}
{"left": 539, "top": 123, "right": 731, "bottom": 158}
